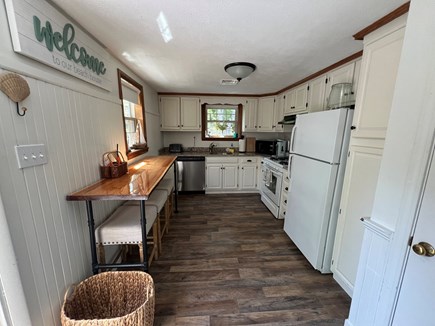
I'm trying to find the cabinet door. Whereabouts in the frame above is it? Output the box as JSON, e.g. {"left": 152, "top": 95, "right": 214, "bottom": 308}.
{"left": 273, "top": 94, "right": 284, "bottom": 132}
{"left": 283, "top": 89, "right": 295, "bottom": 114}
{"left": 180, "top": 97, "right": 200, "bottom": 131}
{"left": 239, "top": 164, "right": 257, "bottom": 189}
{"left": 222, "top": 164, "right": 238, "bottom": 189}
{"left": 352, "top": 59, "right": 362, "bottom": 101}
{"left": 352, "top": 27, "right": 405, "bottom": 139}
{"left": 243, "top": 99, "right": 258, "bottom": 132}
{"left": 257, "top": 97, "right": 275, "bottom": 131}
{"left": 331, "top": 146, "right": 383, "bottom": 296}
{"left": 293, "top": 83, "right": 309, "bottom": 113}
{"left": 307, "top": 75, "right": 327, "bottom": 113}
{"left": 160, "top": 96, "right": 180, "bottom": 130}
{"left": 325, "top": 63, "right": 355, "bottom": 109}
{"left": 206, "top": 164, "right": 222, "bottom": 190}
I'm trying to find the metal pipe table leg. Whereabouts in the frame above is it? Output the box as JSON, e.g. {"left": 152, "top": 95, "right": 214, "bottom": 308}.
{"left": 173, "top": 161, "right": 178, "bottom": 213}
{"left": 140, "top": 200, "right": 148, "bottom": 272}
{"left": 85, "top": 201, "right": 99, "bottom": 275}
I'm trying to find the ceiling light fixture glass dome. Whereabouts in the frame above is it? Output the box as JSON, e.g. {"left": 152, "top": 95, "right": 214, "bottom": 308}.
{"left": 224, "top": 62, "right": 256, "bottom": 81}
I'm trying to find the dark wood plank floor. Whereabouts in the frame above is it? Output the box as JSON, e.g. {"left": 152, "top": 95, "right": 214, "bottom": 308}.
{"left": 149, "top": 194, "right": 350, "bottom": 325}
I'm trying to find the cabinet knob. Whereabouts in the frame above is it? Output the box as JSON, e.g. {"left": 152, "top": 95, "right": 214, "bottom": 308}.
{"left": 259, "top": 126, "right": 261, "bottom": 128}
{"left": 285, "top": 187, "right": 288, "bottom": 191}
{"left": 351, "top": 126, "right": 356, "bottom": 130}
{"left": 247, "top": 160, "right": 252, "bottom": 162}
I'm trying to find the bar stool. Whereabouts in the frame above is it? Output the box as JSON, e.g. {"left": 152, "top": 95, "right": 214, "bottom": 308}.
{"left": 124, "top": 189, "right": 168, "bottom": 253}
{"left": 155, "top": 179, "right": 174, "bottom": 234}
{"left": 95, "top": 205, "right": 159, "bottom": 267}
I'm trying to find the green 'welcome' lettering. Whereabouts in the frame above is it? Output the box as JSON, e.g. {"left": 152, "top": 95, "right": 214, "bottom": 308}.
{"left": 33, "top": 16, "right": 106, "bottom": 76}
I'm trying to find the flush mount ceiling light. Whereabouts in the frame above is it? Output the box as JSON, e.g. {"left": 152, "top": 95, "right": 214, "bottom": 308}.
{"left": 224, "top": 62, "right": 256, "bottom": 81}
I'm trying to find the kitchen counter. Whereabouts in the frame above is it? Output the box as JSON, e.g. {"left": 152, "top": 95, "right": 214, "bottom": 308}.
{"left": 67, "top": 155, "right": 176, "bottom": 201}
{"left": 159, "top": 147, "right": 263, "bottom": 158}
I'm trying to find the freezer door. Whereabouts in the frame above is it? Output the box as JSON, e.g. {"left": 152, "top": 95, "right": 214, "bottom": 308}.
{"left": 284, "top": 154, "right": 339, "bottom": 272}
{"left": 290, "top": 109, "right": 350, "bottom": 163}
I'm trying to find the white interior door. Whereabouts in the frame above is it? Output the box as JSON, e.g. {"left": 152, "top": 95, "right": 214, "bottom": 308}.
{"left": 392, "top": 152, "right": 435, "bottom": 325}
{"left": 284, "top": 154, "right": 338, "bottom": 271}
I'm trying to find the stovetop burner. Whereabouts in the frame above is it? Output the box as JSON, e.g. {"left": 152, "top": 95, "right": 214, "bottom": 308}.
{"left": 265, "top": 156, "right": 289, "bottom": 170}
{"left": 269, "top": 156, "right": 289, "bottom": 165}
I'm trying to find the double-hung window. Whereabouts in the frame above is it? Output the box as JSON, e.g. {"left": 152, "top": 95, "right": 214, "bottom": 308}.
{"left": 201, "top": 103, "right": 242, "bottom": 140}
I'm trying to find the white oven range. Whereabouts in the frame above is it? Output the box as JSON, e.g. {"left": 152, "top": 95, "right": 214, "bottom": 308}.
{"left": 260, "top": 157, "right": 287, "bottom": 218}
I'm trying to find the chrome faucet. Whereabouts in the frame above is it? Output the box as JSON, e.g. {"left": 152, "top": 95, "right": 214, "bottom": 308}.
{"left": 209, "top": 142, "right": 216, "bottom": 154}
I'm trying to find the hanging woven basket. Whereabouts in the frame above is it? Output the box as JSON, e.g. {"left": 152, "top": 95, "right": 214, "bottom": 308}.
{"left": 61, "top": 271, "right": 155, "bottom": 326}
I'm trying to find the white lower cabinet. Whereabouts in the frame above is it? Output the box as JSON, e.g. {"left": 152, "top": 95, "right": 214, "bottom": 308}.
{"left": 222, "top": 164, "right": 239, "bottom": 190}
{"left": 331, "top": 146, "right": 383, "bottom": 296}
{"left": 239, "top": 157, "right": 258, "bottom": 190}
{"left": 206, "top": 156, "right": 259, "bottom": 193}
{"left": 205, "top": 164, "right": 224, "bottom": 190}
{"left": 206, "top": 157, "right": 239, "bottom": 192}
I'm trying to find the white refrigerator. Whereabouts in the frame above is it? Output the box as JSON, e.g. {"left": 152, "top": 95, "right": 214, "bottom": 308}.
{"left": 284, "top": 108, "right": 353, "bottom": 273}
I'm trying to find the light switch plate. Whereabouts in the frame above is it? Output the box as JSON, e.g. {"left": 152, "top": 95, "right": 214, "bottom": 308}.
{"left": 15, "top": 144, "right": 48, "bottom": 169}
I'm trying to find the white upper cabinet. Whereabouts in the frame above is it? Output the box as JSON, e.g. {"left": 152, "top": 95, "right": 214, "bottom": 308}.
{"left": 352, "top": 27, "right": 405, "bottom": 139}
{"left": 352, "top": 58, "right": 362, "bottom": 98}
{"left": 324, "top": 63, "right": 355, "bottom": 109}
{"left": 307, "top": 75, "right": 327, "bottom": 113}
{"left": 160, "top": 96, "right": 180, "bottom": 130}
{"left": 273, "top": 94, "right": 285, "bottom": 132}
{"left": 160, "top": 96, "right": 200, "bottom": 131}
{"left": 180, "top": 97, "right": 201, "bottom": 130}
{"left": 284, "top": 83, "right": 308, "bottom": 115}
{"left": 257, "top": 96, "right": 275, "bottom": 131}
{"left": 243, "top": 98, "right": 258, "bottom": 132}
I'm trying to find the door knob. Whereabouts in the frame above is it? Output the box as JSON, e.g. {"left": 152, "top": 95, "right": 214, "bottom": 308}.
{"left": 412, "top": 242, "right": 435, "bottom": 257}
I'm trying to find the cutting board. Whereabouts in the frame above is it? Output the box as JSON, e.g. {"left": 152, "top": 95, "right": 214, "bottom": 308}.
{"left": 246, "top": 137, "right": 256, "bottom": 153}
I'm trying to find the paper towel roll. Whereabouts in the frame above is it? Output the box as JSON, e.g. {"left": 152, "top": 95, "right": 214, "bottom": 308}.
{"left": 239, "top": 139, "right": 246, "bottom": 152}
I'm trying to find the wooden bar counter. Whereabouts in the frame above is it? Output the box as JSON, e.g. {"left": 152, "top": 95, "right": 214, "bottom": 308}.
{"left": 67, "top": 155, "right": 176, "bottom": 201}
{"left": 66, "top": 155, "right": 177, "bottom": 274}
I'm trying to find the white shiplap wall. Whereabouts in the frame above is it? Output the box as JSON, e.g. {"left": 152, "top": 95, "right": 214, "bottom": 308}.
{"left": 0, "top": 69, "right": 126, "bottom": 325}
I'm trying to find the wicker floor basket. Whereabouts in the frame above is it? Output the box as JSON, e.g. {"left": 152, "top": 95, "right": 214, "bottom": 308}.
{"left": 61, "top": 271, "right": 154, "bottom": 326}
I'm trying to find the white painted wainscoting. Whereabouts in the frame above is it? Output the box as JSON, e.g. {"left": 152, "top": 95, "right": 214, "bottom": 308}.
{"left": 346, "top": 218, "right": 393, "bottom": 326}
{"left": 0, "top": 68, "right": 125, "bottom": 325}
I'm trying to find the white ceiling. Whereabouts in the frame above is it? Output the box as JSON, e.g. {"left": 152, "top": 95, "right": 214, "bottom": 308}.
{"left": 51, "top": 0, "right": 407, "bottom": 94}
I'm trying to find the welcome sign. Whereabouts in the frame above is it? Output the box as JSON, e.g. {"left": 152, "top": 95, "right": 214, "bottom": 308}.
{"left": 5, "top": 0, "right": 111, "bottom": 90}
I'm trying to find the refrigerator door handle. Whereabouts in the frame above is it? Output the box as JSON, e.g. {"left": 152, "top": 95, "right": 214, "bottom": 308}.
{"left": 290, "top": 125, "right": 297, "bottom": 153}
{"left": 288, "top": 154, "right": 293, "bottom": 180}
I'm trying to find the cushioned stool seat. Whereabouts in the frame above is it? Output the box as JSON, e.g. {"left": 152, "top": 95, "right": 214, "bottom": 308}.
{"left": 124, "top": 189, "right": 168, "bottom": 253}
{"left": 155, "top": 179, "right": 174, "bottom": 234}
{"left": 95, "top": 204, "right": 159, "bottom": 267}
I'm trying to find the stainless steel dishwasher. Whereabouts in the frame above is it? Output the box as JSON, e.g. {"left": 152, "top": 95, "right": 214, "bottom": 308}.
{"left": 176, "top": 156, "right": 205, "bottom": 193}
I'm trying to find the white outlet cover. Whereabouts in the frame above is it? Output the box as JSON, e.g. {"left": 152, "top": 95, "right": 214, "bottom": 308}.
{"left": 15, "top": 144, "right": 48, "bottom": 169}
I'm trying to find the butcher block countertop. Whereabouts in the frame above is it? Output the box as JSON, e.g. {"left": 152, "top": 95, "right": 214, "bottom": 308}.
{"left": 66, "top": 155, "right": 176, "bottom": 201}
